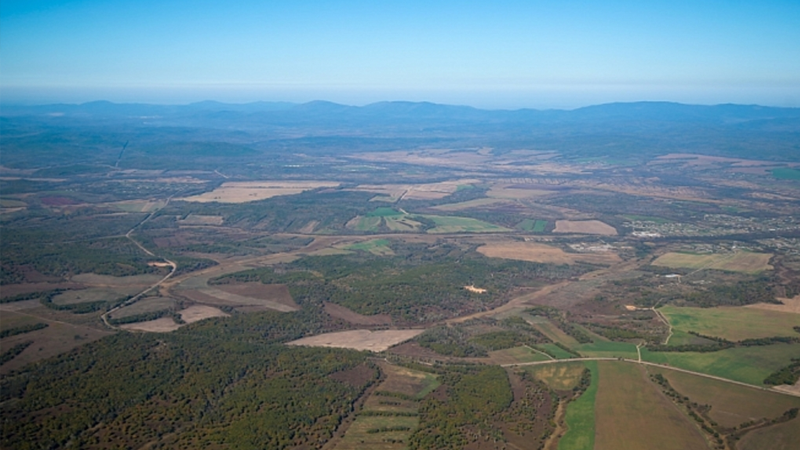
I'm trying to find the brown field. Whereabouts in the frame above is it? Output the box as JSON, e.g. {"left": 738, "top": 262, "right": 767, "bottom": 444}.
{"left": 432, "top": 198, "right": 512, "bottom": 211}
{"left": 178, "top": 181, "right": 340, "bottom": 203}
{"left": 487, "top": 184, "right": 555, "bottom": 199}
{"left": 594, "top": 362, "right": 708, "bottom": 450}
{"left": 652, "top": 251, "right": 773, "bottom": 273}
{"left": 323, "top": 302, "right": 392, "bottom": 325}
{"left": 70, "top": 273, "right": 163, "bottom": 286}
{"left": 523, "top": 362, "right": 586, "bottom": 390}
{"left": 0, "top": 310, "right": 112, "bottom": 374}
{"left": 178, "top": 214, "right": 224, "bottom": 225}
{"left": 109, "top": 297, "right": 178, "bottom": 319}
{"left": 179, "top": 305, "right": 228, "bottom": 324}
{"left": 487, "top": 346, "right": 551, "bottom": 365}
{"left": 120, "top": 317, "right": 181, "bottom": 333}
{"left": 477, "top": 240, "right": 621, "bottom": 265}
{"left": 553, "top": 220, "right": 618, "bottom": 235}
{"left": 214, "top": 282, "right": 299, "bottom": 309}
{"left": 649, "top": 367, "right": 800, "bottom": 428}
{"left": 0, "top": 282, "right": 85, "bottom": 298}
{"left": 179, "top": 285, "right": 299, "bottom": 312}
{"left": 350, "top": 179, "right": 479, "bottom": 202}
{"left": 287, "top": 329, "right": 425, "bottom": 352}
{"left": 737, "top": 416, "right": 800, "bottom": 450}
{"left": 51, "top": 287, "right": 143, "bottom": 305}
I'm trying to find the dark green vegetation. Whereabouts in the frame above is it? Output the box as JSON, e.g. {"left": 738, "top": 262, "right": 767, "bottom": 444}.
{"left": 0, "top": 322, "right": 48, "bottom": 339}
{"left": 764, "top": 359, "right": 800, "bottom": 386}
{"left": 0, "top": 312, "right": 376, "bottom": 449}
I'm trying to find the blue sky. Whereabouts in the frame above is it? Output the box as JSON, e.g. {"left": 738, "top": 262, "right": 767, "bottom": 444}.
{"left": 1, "top": 0, "right": 799, "bottom": 108}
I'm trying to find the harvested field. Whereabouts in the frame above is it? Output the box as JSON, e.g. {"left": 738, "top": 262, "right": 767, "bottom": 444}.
{"left": 374, "top": 362, "right": 440, "bottom": 399}
{"left": 553, "top": 220, "right": 617, "bottom": 235}
{"left": 0, "top": 282, "right": 85, "bottom": 298}
{"left": 287, "top": 329, "right": 425, "bottom": 352}
{"left": 70, "top": 273, "right": 162, "bottom": 286}
{"left": 344, "top": 239, "right": 394, "bottom": 256}
{"left": 477, "top": 240, "right": 620, "bottom": 265}
{"left": 649, "top": 367, "right": 800, "bottom": 428}
{"left": 488, "top": 346, "right": 550, "bottom": 365}
{"left": 109, "top": 199, "right": 167, "bottom": 212}
{"left": 180, "top": 284, "right": 299, "bottom": 312}
{"left": 324, "top": 302, "right": 392, "bottom": 325}
{"left": 178, "top": 214, "right": 224, "bottom": 225}
{"left": 487, "top": 184, "right": 554, "bottom": 199}
{"left": 109, "top": 297, "right": 178, "bottom": 319}
{"left": 432, "top": 198, "right": 512, "bottom": 211}
{"left": 737, "top": 416, "right": 800, "bottom": 450}
{"left": 575, "top": 341, "right": 638, "bottom": 359}
{"left": 420, "top": 214, "right": 510, "bottom": 233}
{"left": 651, "top": 251, "right": 773, "bottom": 274}
{"left": 660, "top": 305, "right": 800, "bottom": 341}
{"left": 593, "top": 362, "right": 708, "bottom": 450}
{"left": 179, "top": 181, "right": 340, "bottom": 203}
{"left": 120, "top": 318, "right": 181, "bottom": 333}
{"left": 0, "top": 311, "right": 112, "bottom": 373}
{"left": 179, "top": 305, "right": 228, "bottom": 324}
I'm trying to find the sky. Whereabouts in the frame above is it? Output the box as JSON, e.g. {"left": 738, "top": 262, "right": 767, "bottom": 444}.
{"left": 1, "top": 0, "right": 799, "bottom": 109}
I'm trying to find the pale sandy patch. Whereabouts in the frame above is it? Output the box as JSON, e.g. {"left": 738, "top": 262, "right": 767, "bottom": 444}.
{"left": 772, "top": 379, "right": 800, "bottom": 396}
{"left": 121, "top": 317, "right": 181, "bottom": 332}
{"left": 553, "top": 220, "right": 618, "bottom": 235}
{"left": 746, "top": 296, "right": 800, "bottom": 314}
{"left": 464, "top": 285, "right": 487, "bottom": 293}
{"left": 287, "top": 329, "right": 425, "bottom": 352}
{"left": 179, "top": 305, "right": 229, "bottom": 324}
{"left": 179, "top": 181, "right": 339, "bottom": 203}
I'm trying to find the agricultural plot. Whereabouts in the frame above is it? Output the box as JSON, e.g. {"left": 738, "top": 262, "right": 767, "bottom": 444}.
{"left": 558, "top": 361, "right": 598, "bottom": 450}
{"left": 486, "top": 185, "right": 554, "bottom": 200}
{"left": 516, "top": 218, "right": 548, "bottom": 232}
{"left": 642, "top": 343, "right": 800, "bottom": 386}
{"left": 432, "top": 198, "right": 513, "bottom": 211}
{"left": 477, "top": 240, "right": 620, "bottom": 265}
{"left": 417, "top": 214, "right": 511, "bottom": 234}
{"left": 178, "top": 214, "right": 224, "bottom": 225}
{"left": 487, "top": 346, "right": 552, "bottom": 365}
{"left": 178, "top": 181, "right": 340, "bottom": 203}
{"left": 660, "top": 305, "right": 800, "bottom": 341}
{"left": 737, "top": 417, "right": 800, "bottom": 450}
{"left": 651, "top": 251, "right": 773, "bottom": 273}
{"left": 593, "top": 362, "right": 708, "bottom": 450}
{"left": 344, "top": 239, "right": 394, "bottom": 256}
{"left": 50, "top": 287, "right": 142, "bottom": 305}
{"left": 574, "top": 341, "right": 638, "bottom": 359}
{"left": 108, "top": 296, "right": 178, "bottom": 319}
{"left": 287, "top": 329, "right": 425, "bottom": 352}
{"left": 553, "top": 220, "right": 617, "bottom": 236}
{"left": 71, "top": 273, "right": 163, "bottom": 286}
{"left": 648, "top": 367, "right": 800, "bottom": 428}
{"left": 179, "top": 283, "right": 299, "bottom": 313}
{"left": 524, "top": 362, "right": 587, "bottom": 390}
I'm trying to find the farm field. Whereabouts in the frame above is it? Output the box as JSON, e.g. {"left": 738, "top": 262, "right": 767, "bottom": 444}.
{"left": 660, "top": 305, "right": 800, "bottom": 341}
{"left": 737, "top": 416, "right": 800, "bottom": 450}
{"left": 178, "top": 181, "right": 340, "bottom": 203}
{"left": 487, "top": 345, "right": 552, "bottom": 365}
{"left": 648, "top": 367, "right": 800, "bottom": 428}
{"left": 477, "top": 240, "right": 620, "bottom": 265}
{"left": 574, "top": 341, "right": 638, "bottom": 359}
{"left": 108, "top": 296, "right": 178, "bottom": 319}
{"left": 651, "top": 251, "right": 773, "bottom": 273}
{"left": 553, "top": 220, "right": 617, "bottom": 235}
{"left": 517, "top": 218, "right": 548, "bottom": 232}
{"left": 558, "top": 361, "right": 597, "bottom": 450}
{"left": 287, "top": 329, "right": 425, "bottom": 352}
{"left": 417, "top": 214, "right": 510, "bottom": 233}
{"left": 432, "top": 197, "right": 512, "bottom": 211}
{"left": 524, "top": 362, "right": 586, "bottom": 390}
{"left": 593, "top": 362, "right": 708, "bottom": 450}
{"left": 344, "top": 238, "right": 394, "bottom": 255}
{"left": 641, "top": 343, "right": 800, "bottom": 386}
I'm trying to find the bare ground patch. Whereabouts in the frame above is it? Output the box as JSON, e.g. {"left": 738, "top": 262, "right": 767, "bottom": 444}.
{"left": 178, "top": 286, "right": 298, "bottom": 312}
{"left": 324, "top": 302, "right": 392, "bottom": 325}
{"left": 652, "top": 251, "right": 773, "bottom": 273}
{"left": 179, "top": 305, "right": 229, "bottom": 324}
{"left": 746, "top": 296, "right": 800, "bottom": 314}
{"left": 477, "top": 241, "right": 620, "bottom": 265}
{"left": 553, "top": 220, "right": 617, "bottom": 235}
{"left": 287, "top": 329, "right": 425, "bottom": 352}
{"left": 70, "top": 273, "right": 162, "bottom": 286}
{"left": 120, "top": 318, "right": 181, "bottom": 333}
{"left": 215, "top": 283, "right": 299, "bottom": 309}
{"left": 178, "top": 181, "right": 340, "bottom": 203}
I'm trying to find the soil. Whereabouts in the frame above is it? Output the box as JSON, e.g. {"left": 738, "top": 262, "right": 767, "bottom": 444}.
{"left": 324, "top": 302, "right": 392, "bottom": 325}
{"left": 287, "top": 329, "right": 425, "bottom": 352}
{"left": 553, "top": 220, "right": 618, "bottom": 235}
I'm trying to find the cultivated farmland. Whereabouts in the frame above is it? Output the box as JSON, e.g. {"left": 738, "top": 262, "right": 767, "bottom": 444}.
{"left": 660, "top": 305, "right": 800, "bottom": 341}
{"left": 652, "top": 251, "right": 773, "bottom": 273}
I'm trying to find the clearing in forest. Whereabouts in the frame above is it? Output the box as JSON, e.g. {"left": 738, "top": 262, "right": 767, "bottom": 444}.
{"left": 477, "top": 240, "right": 620, "bottom": 265}
{"left": 178, "top": 181, "right": 340, "bottom": 203}
{"left": 651, "top": 251, "right": 773, "bottom": 273}
{"left": 553, "top": 220, "right": 617, "bottom": 235}
{"left": 287, "top": 329, "right": 425, "bottom": 352}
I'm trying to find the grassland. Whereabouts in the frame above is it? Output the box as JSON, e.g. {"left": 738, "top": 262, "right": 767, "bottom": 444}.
{"left": 660, "top": 305, "right": 800, "bottom": 341}
{"left": 574, "top": 341, "right": 639, "bottom": 359}
{"left": 642, "top": 343, "right": 800, "bottom": 385}
{"left": 558, "top": 361, "right": 597, "bottom": 450}
{"left": 553, "top": 220, "right": 617, "bottom": 236}
{"left": 345, "top": 239, "right": 394, "bottom": 256}
{"left": 517, "top": 218, "right": 548, "bottom": 232}
{"left": 178, "top": 181, "right": 340, "bottom": 203}
{"left": 651, "top": 251, "right": 773, "bottom": 273}
{"left": 417, "top": 214, "right": 511, "bottom": 234}
{"left": 432, "top": 198, "right": 511, "bottom": 211}
{"left": 593, "top": 362, "right": 708, "bottom": 450}
{"left": 771, "top": 168, "right": 800, "bottom": 180}
{"left": 477, "top": 241, "right": 620, "bottom": 265}
{"left": 648, "top": 367, "right": 800, "bottom": 428}
{"left": 487, "top": 346, "right": 552, "bottom": 365}
{"left": 541, "top": 343, "right": 579, "bottom": 359}
{"left": 524, "top": 362, "right": 586, "bottom": 390}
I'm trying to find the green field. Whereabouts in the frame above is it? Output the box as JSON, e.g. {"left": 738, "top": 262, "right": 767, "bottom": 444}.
{"left": 489, "top": 346, "right": 552, "bottom": 364}
{"left": 660, "top": 305, "right": 800, "bottom": 341}
{"left": 366, "top": 207, "right": 403, "bottom": 217}
{"left": 540, "top": 343, "right": 578, "bottom": 359}
{"left": 417, "top": 214, "right": 511, "bottom": 234}
{"left": 772, "top": 168, "right": 800, "bottom": 180}
{"left": 517, "top": 218, "right": 548, "bottom": 232}
{"left": 642, "top": 343, "right": 800, "bottom": 386}
{"left": 574, "top": 341, "right": 638, "bottom": 359}
{"left": 345, "top": 239, "right": 394, "bottom": 256}
{"left": 558, "top": 361, "right": 597, "bottom": 450}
